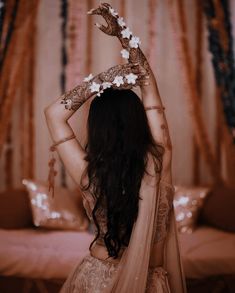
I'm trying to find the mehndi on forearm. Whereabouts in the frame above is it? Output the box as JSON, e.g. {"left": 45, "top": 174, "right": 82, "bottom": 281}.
{"left": 61, "top": 63, "right": 144, "bottom": 111}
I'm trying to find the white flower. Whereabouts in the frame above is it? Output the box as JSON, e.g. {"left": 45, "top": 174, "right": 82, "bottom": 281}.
{"left": 129, "top": 36, "right": 141, "bottom": 48}
{"left": 89, "top": 82, "right": 100, "bottom": 93}
{"left": 83, "top": 73, "right": 93, "bottom": 82}
{"left": 120, "top": 49, "right": 129, "bottom": 59}
{"left": 113, "top": 76, "right": 124, "bottom": 87}
{"left": 117, "top": 17, "right": 126, "bottom": 28}
{"left": 102, "top": 82, "right": 112, "bottom": 89}
{"left": 97, "top": 89, "right": 104, "bottom": 97}
{"left": 121, "top": 27, "right": 132, "bottom": 39}
{"left": 125, "top": 73, "right": 138, "bottom": 84}
{"left": 109, "top": 7, "right": 118, "bottom": 18}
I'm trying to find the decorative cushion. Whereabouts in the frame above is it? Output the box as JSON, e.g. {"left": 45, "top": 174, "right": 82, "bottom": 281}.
{"left": 22, "top": 179, "right": 89, "bottom": 231}
{"left": 173, "top": 185, "right": 211, "bottom": 233}
{"left": 0, "top": 189, "right": 33, "bottom": 229}
{"left": 201, "top": 185, "right": 235, "bottom": 232}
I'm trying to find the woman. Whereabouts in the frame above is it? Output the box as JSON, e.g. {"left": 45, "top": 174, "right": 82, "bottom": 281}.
{"left": 45, "top": 3, "right": 186, "bottom": 292}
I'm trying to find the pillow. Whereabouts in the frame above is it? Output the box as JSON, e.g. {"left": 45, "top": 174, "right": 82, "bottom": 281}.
{"left": 0, "top": 189, "right": 33, "bottom": 229}
{"left": 173, "top": 185, "right": 211, "bottom": 233}
{"left": 22, "top": 179, "right": 89, "bottom": 231}
{"left": 201, "top": 185, "right": 235, "bottom": 232}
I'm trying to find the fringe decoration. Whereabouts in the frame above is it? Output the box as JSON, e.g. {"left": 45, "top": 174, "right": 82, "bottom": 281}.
{"left": 48, "top": 154, "right": 57, "bottom": 198}
{"left": 167, "top": 0, "right": 224, "bottom": 185}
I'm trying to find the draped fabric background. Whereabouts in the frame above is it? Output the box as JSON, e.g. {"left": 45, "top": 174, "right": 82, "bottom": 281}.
{"left": 1, "top": 0, "right": 235, "bottom": 190}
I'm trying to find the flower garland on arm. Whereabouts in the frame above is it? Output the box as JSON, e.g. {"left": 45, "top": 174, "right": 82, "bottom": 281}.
{"left": 60, "top": 63, "right": 147, "bottom": 110}
{"left": 60, "top": 5, "right": 150, "bottom": 109}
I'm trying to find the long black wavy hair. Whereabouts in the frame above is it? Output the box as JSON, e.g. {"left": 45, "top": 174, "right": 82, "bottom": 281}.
{"left": 81, "top": 88, "right": 164, "bottom": 259}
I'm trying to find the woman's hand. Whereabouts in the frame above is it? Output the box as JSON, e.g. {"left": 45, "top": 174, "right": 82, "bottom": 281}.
{"left": 89, "top": 3, "right": 150, "bottom": 70}
{"left": 88, "top": 3, "right": 122, "bottom": 37}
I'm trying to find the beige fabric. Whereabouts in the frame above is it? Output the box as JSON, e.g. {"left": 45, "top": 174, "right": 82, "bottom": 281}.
{"left": 59, "top": 154, "right": 187, "bottom": 292}
{"left": 100, "top": 155, "right": 187, "bottom": 293}
{"left": 60, "top": 254, "right": 171, "bottom": 293}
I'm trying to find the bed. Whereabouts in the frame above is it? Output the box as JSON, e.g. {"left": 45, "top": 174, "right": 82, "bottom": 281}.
{"left": 179, "top": 226, "right": 235, "bottom": 292}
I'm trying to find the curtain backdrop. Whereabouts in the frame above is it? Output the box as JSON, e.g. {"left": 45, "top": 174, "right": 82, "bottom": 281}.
{"left": 1, "top": 0, "right": 234, "bottom": 190}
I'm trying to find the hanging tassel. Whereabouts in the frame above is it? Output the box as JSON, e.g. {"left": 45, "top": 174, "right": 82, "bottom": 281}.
{"left": 47, "top": 133, "right": 76, "bottom": 197}
{"left": 47, "top": 150, "right": 57, "bottom": 198}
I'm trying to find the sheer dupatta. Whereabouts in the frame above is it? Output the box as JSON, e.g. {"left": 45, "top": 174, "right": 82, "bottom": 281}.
{"left": 104, "top": 155, "right": 187, "bottom": 293}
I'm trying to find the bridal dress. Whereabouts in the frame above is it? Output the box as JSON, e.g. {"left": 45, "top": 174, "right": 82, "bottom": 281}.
{"left": 60, "top": 155, "right": 187, "bottom": 293}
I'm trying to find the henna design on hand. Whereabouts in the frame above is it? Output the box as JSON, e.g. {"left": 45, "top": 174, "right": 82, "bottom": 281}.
{"left": 60, "top": 63, "right": 149, "bottom": 111}
{"left": 89, "top": 3, "right": 150, "bottom": 72}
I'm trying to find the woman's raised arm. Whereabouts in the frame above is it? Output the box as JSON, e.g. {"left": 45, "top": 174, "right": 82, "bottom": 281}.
{"left": 44, "top": 63, "right": 148, "bottom": 186}
{"left": 90, "top": 3, "right": 172, "bottom": 182}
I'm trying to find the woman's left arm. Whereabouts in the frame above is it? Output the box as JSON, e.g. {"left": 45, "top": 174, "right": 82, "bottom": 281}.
{"left": 44, "top": 96, "right": 87, "bottom": 186}
{"left": 44, "top": 63, "right": 147, "bottom": 185}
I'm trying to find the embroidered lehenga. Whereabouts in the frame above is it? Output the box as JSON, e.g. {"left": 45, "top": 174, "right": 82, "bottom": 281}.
{"left": 60, "top": 155, "right": 187, "bottom": 293}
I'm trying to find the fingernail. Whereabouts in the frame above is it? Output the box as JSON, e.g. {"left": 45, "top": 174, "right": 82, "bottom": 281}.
{"left": 95, "top": 22, "right": 101, "bottom": 28}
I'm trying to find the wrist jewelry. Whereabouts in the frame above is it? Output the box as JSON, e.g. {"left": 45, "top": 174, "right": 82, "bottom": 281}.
{"left": 50, "top": 133, "right": 76, "bottom": 151}
{"left": 47, "top": 133, "right": 76, "bottom": 197}
{"left": 145, "top": 105, "right": 165, "bottom": 112}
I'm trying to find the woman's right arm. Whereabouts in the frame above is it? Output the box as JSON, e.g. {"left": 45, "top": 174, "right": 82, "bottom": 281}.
{"left": 140, "top": 67, "right": 173, "bottom": 184}
{"left": 90, "top": 3, "right": 172, "bottom": 182}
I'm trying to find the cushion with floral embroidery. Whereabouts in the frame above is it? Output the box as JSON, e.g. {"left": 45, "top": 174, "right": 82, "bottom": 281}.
{"left": 173, "top": 185, "right": 211, "bottom": 233}
{"left": 23, "top": 179, "right": 89, "bottom": 231}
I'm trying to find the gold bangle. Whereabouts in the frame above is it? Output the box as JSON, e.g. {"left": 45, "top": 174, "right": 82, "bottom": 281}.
{"left": 50, "top": 133, "right": 76, "bottom": 151}
{"left": 144, "top": 105, "right": 165, "bottom": 112}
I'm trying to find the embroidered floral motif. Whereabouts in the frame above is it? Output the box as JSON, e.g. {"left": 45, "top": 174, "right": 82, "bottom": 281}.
{"left": 60, "top": 254, "right": 119, "bottom": 292}
{"left": 154, "top": 182, "right": 174, "bottom": 243}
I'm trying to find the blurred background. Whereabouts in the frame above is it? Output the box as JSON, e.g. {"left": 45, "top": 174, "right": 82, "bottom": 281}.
{"left": 0, "top": 0, "right": 235, "bottom": 292}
